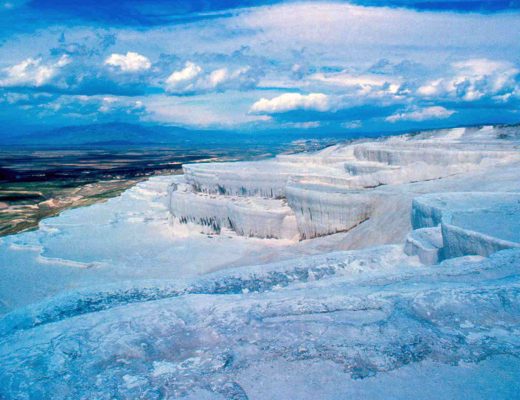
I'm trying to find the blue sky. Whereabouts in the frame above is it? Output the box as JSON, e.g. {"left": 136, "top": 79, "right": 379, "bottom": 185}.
{"left": 0, "top": 0, "right": 519, "bottom": 135}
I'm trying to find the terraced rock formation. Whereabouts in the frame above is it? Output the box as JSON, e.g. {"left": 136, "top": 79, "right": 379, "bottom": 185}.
{"left": 170, "top": 126, "right": 520, "bottom": 241}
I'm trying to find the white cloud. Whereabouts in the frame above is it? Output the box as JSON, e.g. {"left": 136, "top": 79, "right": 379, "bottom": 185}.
{"left": 417, "top": 79, "right": 442, "bottom": 96}
{"left": 98, "top": 96, "right": 118, "bottom": 113}
{"left": 312, "top": 72, "right": 399, "bottom": 92}
{"left": 386, "top": 106, "right": 455, "bottom": 123}
{"left": 165, "top": 61, "right": 202, "bottom": 89}
{"left": 250, "top": 93, "right": 331, "bottom": 114}
{"left": 97, "top": 96, "right": 144, "bottom": 114}
{"left": 165, "top": 63, "right": 257, "bottom": 94}
{"left": 342, "top": 120, "right": 362, "bottom": 129}
{"left": 417, "top": 59, "right": 518, "bottom": 102}
{"left": 144, "top": 93, "right": 269, "bottom": 127}
{"left": 0, "top": 55, "right": 70, "bottom": 87}
{"left": 282, "top": 121, "right": 321, "bottom": 129}
{"left": 208, "top": 67, "right": 251, "bottom": 88}
{"left": 231, "top": 3, "right": 520, "bottom": 73}
{"left": 307, "top": 71, "right": 404, "bottom": 101}
{"left": 105, "top": 51, "right": 151, "bottom": 72}
{"left": 453, "top": 59, "right": 508, "bottom": 76}
{"left": 0, "top": 2, "right": 519, "bottom": 129}
{"left": 208, "top": 68, "right": 229, "bottom": 87}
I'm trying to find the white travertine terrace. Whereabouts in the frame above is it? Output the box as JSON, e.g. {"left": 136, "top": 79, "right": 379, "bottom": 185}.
{"left": 2, "top": 125, "right": 520, "bottom": 398}
{"left": 170, "top": 125, "right": 520, "bottom": 242}
{"left": 403, "top": 226, "right": 443, "bottom": 265}
{"left": 408, "top": 192, "right": 520, "bottom": 261}
{"left": 169, "top": 177, "right": 299, "bottom": 239}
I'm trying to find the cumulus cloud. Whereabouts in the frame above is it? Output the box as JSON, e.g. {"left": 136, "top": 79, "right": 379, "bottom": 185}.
{"left": 0, "top": 55, "right": 70, "bottom": 87}
{"left": 104, "top": 51, "right": 151, "bottom": 72}
{"left": 208, "top": 68, "right": 229, "bottom": 87}
{"left": 206, "top": 66, "right": 259, "bottom": 91}
{"left": 98, "top": 96, "right": 144, "bottom": 114}
{"left": 386, "top": 106, "right": 455, "bottom": 123}
{"left": 417, "top": 59, "right": 519, "bottom": 102}
{"left": 0, "top": 2, "right": 519, "bottom": 131}
{"left": 1, "top": 47, "right": 154, "bottom": 95}
{"left": 250, "top": 93, "right": 331, "bottom": 114}
{"left": 304, "top": 70, "right": 409, "bottom": 105}
{"left": 165, "top": 61, "right": 202, "bottom": 89}
{"left": 311, "top": 71, "right": 401, "bottom": 96}
{"left": 207, "top": 67, "right": 246, "bottom": 88}
{"left": 165, "top": 62, "right": 259, "bottom": 94}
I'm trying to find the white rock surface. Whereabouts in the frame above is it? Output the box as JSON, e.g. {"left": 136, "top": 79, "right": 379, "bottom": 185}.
{"left": 171, "top": 125, "right": 520, "bottom": 241}
{"left": 411, "top": 192, "right": 520, "bottom": 258}
{"left": 286, "top": 181, "right": 375, "bottom": 239}
{"left": 1, "top": 246, "right": 519, "bottom": 399}
{"left": 170, "top": 177, "right": 299, "bottom": 239}
{"left": 441, "top": 201, "right": 520, "bottom": 258}
{"left": 412, "top": 192, "right": 520, "bottom": 229}
{"left": 183, "top": 161, "right": 297, "bottom": 198}
{"left": 0, "top": 124, "right": 519, "bottom": 399}
{"left": 404, "top": 227, "right": 443, "bottom": 265}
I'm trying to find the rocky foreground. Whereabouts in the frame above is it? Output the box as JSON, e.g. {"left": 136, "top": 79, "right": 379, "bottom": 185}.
{"left": 0, "top": 125, "right": 519, "bottom": 399}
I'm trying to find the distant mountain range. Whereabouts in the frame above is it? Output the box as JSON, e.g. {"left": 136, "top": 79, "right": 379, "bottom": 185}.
{"left": 3, "top": 123, "right": 210, "bottom": 148}
{"left": 1, "top": 122, "right": 357, "bottom": 151}
{"left": 4, "top": 122, "right": 518, "bottom": 151}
